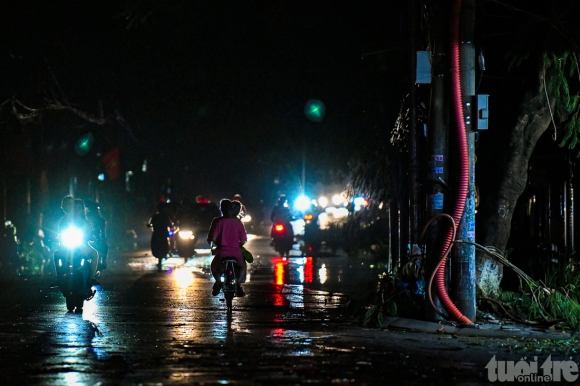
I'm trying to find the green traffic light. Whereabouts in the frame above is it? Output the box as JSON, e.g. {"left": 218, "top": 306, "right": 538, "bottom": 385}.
{"left": 75, "top": 132, "right": 94, "bottom": 156}
{"left": 305, "top": 99, "right": 325, "bottom": 122}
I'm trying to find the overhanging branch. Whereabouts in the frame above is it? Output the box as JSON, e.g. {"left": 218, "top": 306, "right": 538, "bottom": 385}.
{"left": 46, "top": 103, "right": 107, "bottom": 125}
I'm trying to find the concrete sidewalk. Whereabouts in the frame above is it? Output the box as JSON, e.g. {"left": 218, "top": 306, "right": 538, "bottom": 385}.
{"left": 378, "top": 316, "right": 572, "bottom": 340}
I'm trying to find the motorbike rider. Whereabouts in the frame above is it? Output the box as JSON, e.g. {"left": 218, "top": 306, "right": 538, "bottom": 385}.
{"left": 270, "top": 194, "right": 292, "bottom": 223}
{"left": 56, "top": 197, "right": 93, "bottom": 260}
{"left": 49, "top": 196, "right": 73, "bottom": 287}
{"left": 55, "top": 197, "right": 97, "bottom": 293}
{"left": 1, "top": 220, "right": 19, "bottom": 276}
{"left": 302, "top": 202, "right": 321, "bottom": 253}
{"left": 84, "top": 201, "right": 108, "bottom": 273}
{"left": 59, "top": 195, "right": 75, "bottom": 225}
{"left": 271, "top": 194, "right": 294, "bottom": 234}
{"left": 176, "top": 198, "right": 197, "bottom": 229}
{"left": 147, "top": 202, "right": 174, "bottom": 260}
{"left": 208, "top": 200, "right": 247, "bottom": 297}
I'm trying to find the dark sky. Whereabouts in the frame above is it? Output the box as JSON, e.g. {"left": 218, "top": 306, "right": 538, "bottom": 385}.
{"left": 1, "top": 1, "right": 403, "bottom": 204}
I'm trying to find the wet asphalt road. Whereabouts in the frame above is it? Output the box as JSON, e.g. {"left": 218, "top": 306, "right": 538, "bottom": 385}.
{"left": 0, "top": 236, "right": 557, "bottom": 385}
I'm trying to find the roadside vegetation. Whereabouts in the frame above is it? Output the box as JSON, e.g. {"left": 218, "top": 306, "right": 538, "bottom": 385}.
{"left": 317, "top": 210, "right": 580, "bottom": 334}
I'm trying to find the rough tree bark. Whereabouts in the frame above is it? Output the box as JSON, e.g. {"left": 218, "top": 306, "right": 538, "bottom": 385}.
{"left": 476, "top": 64, "right": 556, "bottom": 298}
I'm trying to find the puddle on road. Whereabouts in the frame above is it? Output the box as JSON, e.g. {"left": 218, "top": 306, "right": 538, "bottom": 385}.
{"left": 127, "top": 236, "right": 376, "bottom": 296}
{"left": 270, "top": 328, "right": 311, "bottom": 343}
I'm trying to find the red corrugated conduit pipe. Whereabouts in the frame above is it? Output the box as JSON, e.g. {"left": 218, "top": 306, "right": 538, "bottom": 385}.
{"left": 432, "top": 0, "right": 474, "bottom": 325}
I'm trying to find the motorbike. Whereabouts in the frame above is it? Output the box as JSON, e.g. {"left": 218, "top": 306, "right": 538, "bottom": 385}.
{"left": 271, "top": 221, "right": 294, "bottom": 257}
{"left": 175, "top": 226, "right": 197, "bottom": 259}
{"left": 54, "top": 225, "right": 95, "bottom": 313}
{"left": 149, "top": 226, "right": 172, "bottom": 265}
{"left": 300, "top": 211, "right": 321, "bottom": 256}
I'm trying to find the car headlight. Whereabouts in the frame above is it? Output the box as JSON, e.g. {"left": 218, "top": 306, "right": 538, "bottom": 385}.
{"left": 179, "top": 230, "right": 194, "bottom": 239}
{"left": 61, "top": 226, "right": 84, "bottom": 249}
{"left": 241, "top": 214, "right": 252, "bottom": 223}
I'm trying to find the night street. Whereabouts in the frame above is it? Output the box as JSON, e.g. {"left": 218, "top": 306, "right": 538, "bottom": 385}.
{"left": 3, "top": 1, "right": 580, "bottom": 385}
{"left": 0, "top": 235, "right": 573, "bottom": 385}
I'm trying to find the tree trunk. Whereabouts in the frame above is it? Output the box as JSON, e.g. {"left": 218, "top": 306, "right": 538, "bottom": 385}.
{"left": 476, "top": 64, "right": 555, "bottom": 298}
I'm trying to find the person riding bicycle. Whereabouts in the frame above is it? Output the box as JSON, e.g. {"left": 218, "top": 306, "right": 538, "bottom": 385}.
{"left": 208, "top": 200, "right": 247, "bottom": 297}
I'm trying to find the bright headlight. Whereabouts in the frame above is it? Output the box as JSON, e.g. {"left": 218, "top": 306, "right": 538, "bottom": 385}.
{"left": 61, "top": 226, "right": 84, "bottom": 249}
{"left": 241, "top": 214, "right": 252, "bottom": 223}
{"left": 294, "top": 195, "right": 311, "bottom": 211}
{"left": 179, "top": 230, "right": 194, "bottom": 239}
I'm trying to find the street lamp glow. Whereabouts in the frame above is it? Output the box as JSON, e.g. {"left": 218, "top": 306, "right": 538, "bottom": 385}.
{"left": 318, "top": 196, "right": 328, "bottom": 208}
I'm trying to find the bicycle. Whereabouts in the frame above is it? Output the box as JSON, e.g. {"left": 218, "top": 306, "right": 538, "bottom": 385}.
{"left": 220, "top": 258, "right": 239, "bottom": 309}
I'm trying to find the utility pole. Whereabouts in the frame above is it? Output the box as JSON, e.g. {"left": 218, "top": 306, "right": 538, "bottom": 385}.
{"left": 408, "top": 0, "right": 422, "bottom": 251}
{"left": 425, "top": 0, "right": 449, "bottom": 321}
{"left": 451, "top": 0, "right": 476, "bottom": 322}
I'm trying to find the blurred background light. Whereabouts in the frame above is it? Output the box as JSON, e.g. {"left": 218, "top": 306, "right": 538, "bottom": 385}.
{"left": 331, "top": 194, "right": 345, "bottom": 206}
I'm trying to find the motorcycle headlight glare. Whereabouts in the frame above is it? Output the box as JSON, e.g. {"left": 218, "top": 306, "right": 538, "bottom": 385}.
{"left": 61, "top": 226, "right": 84, "bottom": 249}
{"left": 241, "top": 215, "right": 252, "bottom": 223}
{"left": 179, "top": 230, "right": 194, "bottom": 239}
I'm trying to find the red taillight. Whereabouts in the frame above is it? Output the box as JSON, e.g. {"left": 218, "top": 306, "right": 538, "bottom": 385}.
{"left": 274, "top": 224, "right": 285, "bottom": 233}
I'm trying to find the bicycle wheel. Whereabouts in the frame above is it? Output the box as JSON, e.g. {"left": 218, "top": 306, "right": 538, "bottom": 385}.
{"left": 225, "top": 291, "right": 234, "bottom": 309}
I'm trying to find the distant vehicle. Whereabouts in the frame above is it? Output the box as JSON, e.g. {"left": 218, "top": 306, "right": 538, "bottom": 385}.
{"left": 192, "top": 198, "right": 221, "bottom": 244}
{"left": 175, "top": 226, "right": 196, "bottom": 259}
{"left": 175, "top": 198, "right": 198, "bottom": 259}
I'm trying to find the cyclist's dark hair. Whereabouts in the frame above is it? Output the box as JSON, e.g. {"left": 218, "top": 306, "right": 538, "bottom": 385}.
{"left": 229, "top": 201, "right": 241, "bottom": 218}
{"left": 220, "top": 199, "right": 231, "bottom": 217}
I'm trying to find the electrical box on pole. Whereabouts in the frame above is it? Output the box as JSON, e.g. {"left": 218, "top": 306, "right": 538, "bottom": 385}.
{"left": 416, "top": 51, "right": 431, "bottom": 84}
{"left": 473, "top": 94, "right": 489, "bottom": 130}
